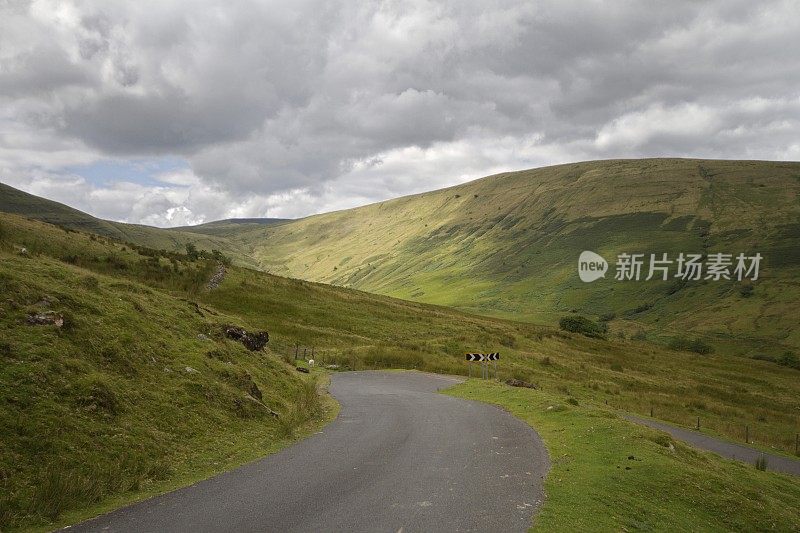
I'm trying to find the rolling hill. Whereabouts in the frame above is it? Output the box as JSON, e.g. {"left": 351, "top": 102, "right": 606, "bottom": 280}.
{"left": 0, "top": 183, "right": 259, "bottom": 268}
{"left": 172, "top": 218, "right": 290, "bottom": 237}
{"left": 4, "top": 159, "right": 800, "bottom": 360}
{"left": 222, "top": 158, "right": 800, "bottom": 359}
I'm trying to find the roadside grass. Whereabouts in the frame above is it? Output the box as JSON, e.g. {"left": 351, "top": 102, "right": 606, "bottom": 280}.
{"left": 43, "top": 374, "right": 338, "bottom": 533}
{"left": 445, "top": 380, "right": 800, "bottom": 532}
{"left": 0, "top": 218, "right": 336, "bottom": 530}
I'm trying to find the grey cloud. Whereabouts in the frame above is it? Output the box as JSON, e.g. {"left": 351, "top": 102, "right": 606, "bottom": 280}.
{"left": 1, "top": 0, "right": 799, "bottom": 224}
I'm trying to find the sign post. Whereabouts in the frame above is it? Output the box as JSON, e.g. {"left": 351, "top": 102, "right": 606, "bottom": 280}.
{"left": 465, "top": 353, "right": 499, "bottom": 380}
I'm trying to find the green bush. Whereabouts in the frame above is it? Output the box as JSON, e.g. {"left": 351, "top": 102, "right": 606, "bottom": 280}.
{"left": 626, "top": 302, "right": 653, "bottom": 315}
{"left": 559, "top": 315, "right": 608, "bottom": 339}
{"left": 668, "top": 337, "right": 714, "bottom": 355}
{"left": 778, "top": 351, "right": 800, "bottom": 369}
{"left": 499, "top": 334, "right": 518, "bottom": 348}
{"left": 599, "top": 312, "right": 616, "bottom": 322}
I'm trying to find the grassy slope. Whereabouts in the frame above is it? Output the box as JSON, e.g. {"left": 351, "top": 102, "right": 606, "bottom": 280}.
{"left": 232, "top": 158, "right": 800, "bottom": 358}
{"left": 446, "top": 380, "right": 800, "bottom": 532}
{"left": 0, "top": 214, "right": 333, "bottom": 530}
{"left": 172, "top": 218, "right": 290, "bottom": 237}
{"left": 0, "top": 182, "right": 259, "bottom": 268}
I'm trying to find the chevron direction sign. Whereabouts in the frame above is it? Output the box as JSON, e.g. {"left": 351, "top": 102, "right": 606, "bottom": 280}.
{"left": 465, "top": 353, "right": 500, "bottom": 361}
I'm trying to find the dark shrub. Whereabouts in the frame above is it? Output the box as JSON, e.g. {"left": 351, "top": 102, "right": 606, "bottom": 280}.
{"left": 499, "top": 334, "right": 517, "bottom": 348}
{"left": 669, "top": 337, "right": 714, "bottom": 355}
{"left": 599, "top": 312, "right": 616, "bottom": 322}
{"left": 778, "top": 351, "right": 800, "bottom": 369}
{"left": 559, "top": 315, "right": 608, "bottom": 339}
{"left": 627, "top": 302, "right": 653, "bottom": 315}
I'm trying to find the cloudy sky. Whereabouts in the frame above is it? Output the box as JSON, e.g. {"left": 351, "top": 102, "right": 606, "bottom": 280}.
{"left": 1, "top": 0, "right": 798, "bottom": 226}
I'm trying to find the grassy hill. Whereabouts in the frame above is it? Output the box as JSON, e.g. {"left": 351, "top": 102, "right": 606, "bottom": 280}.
{"left": 226, "top": 158, "right": 800, "bottom": 360}
{"left": 1, "top": 212, "right": 799, "bottom": 530}
{"left": 172, "top": 218, "right": 290, "bottom": 237}
{"left": 0, "top": 183, "right": 259, "bottom": 268}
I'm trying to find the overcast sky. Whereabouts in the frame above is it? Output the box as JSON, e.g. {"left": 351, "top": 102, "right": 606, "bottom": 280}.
{"left": 1, "top": 0, "right": 798, "bottom": 226}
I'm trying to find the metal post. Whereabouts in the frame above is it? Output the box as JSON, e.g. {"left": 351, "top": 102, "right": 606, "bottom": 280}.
{"left": 696, "top": 417, "right": 700, "bottom": 430}
{"left": 650, "top": 405, "right": 653, "bottom": 417}
{"left": 295, "top": 344, "right": 298, "bottom": 360}
{"left": 494, "top": 359, "right": 497, "bottom": 380}
{"left": 745, "top": 425, "right": 749, "bottom": 444}
{"left": 795, "top": 433, "right": 798, "bottom": 456}
{"left": 468, "top": 360, "right": 471, "bottom": 378}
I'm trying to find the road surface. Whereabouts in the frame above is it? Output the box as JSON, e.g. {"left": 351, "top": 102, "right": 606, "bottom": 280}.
{"left": 66, "top": 371, "right": 549, "bottom": 533}
{"left": 625, "top": 415, "right": 800, "bottom": 476}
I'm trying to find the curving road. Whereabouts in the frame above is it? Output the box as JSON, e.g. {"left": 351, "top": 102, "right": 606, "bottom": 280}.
{"left": 625, "top": 414, "right": 800, "bottom": 476}
{"left": 66, "top": 371, "right": 549, "bottom": 533}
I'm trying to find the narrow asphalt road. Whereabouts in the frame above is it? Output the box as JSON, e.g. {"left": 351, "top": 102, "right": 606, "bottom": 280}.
{"left": 625, "top": 415, "right": 800, "bottom": 476}
{"left": 66, "top": 371, "right": 550, "bottom": 533}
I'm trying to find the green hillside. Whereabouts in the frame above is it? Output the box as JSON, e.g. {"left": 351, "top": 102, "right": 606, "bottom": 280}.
{"left": 2, "top": 212, "right": 800, "bottom": 531}
{"left": 227, "top": 158, "right": 800, "bottom": 359}
{"left": 172, "top": 218, "right": 290, "bottom": 237}
{"left": 0, "top": 183, "right": 258, "bottom": 268}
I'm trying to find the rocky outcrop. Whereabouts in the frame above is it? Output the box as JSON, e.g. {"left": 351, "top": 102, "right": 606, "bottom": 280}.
{"left": 224, "top": 326, "right": 269, "bottom": 351}
{"left": 505, "top": 378, "right": 536, "bottom": 389}
{"left": 27, "top": 312, "right": 64, "bottom": 328}
{"left": 206, "top": 263, "right": 226, "bottom": 290}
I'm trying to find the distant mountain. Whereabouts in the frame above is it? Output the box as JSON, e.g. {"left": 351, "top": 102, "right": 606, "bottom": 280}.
{"left": 0, "top": 182, "right": 258, "bottom": 267}
{"left": 174, "top": 218, "right": 290, "bottom": 237}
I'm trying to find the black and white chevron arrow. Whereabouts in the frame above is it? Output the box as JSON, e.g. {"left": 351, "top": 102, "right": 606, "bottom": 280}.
{"left": 465, "top": 353, "right": 500, "bottom": 361}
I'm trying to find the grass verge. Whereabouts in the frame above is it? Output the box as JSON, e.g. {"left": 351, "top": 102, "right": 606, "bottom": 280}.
{"left": 25, "top": 372, "right": 338, "bottom": 533}
{"left": 445, "top": 379, "right": 800, "bottom": 532}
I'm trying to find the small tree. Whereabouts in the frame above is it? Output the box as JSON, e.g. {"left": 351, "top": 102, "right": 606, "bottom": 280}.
{"left": 185, "top": 242, "right": 199, "bottom": 260}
